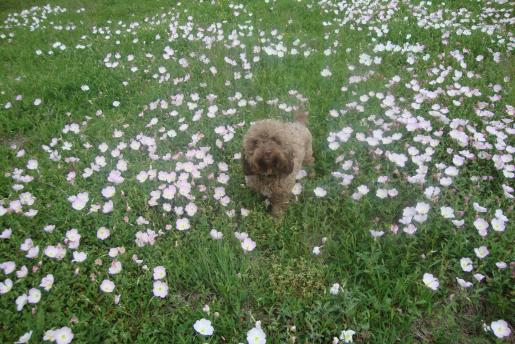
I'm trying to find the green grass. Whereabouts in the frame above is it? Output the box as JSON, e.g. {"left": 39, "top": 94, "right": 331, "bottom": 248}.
{"left": 0, "top": 0, "right": 513, "bottom": 343}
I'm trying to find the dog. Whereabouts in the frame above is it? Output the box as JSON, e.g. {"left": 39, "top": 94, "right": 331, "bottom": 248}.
{"left": 242, "top": 109, "right": 314, "bottom": 217}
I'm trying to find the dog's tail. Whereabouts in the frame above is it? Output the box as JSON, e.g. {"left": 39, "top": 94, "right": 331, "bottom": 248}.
{"left": 294, "top": 106, "right": 309, "bottom": 126}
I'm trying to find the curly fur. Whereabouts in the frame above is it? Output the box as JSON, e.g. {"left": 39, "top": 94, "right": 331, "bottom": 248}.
{"left": 242, "top": 112, "right": 314, "bottom": 217}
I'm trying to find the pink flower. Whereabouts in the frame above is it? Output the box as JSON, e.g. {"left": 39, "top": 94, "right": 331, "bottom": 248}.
{"left": 108, "top": 170, "right": 124, "bottom": 184}
{"left": 153, "top": 266, "right": 166, "bottom": 280}
{"left": 153, "top": 281, "right": 169, "bottom": 298}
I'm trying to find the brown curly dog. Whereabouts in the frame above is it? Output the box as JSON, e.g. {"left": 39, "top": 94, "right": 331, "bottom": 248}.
{"left": 242, "top": 110, "right": 314, "bottom": 217}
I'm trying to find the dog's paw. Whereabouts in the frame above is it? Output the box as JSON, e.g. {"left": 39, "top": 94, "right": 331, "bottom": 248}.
{"left": 271, "top": 207, "right": 285, "bottom": 218}
{"left": 270, "top": 203, "right": 288, "bottom": 218}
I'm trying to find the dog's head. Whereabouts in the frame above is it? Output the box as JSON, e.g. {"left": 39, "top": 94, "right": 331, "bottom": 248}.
{"left": 243, "top": 133, "right": 294, "bottom": 177}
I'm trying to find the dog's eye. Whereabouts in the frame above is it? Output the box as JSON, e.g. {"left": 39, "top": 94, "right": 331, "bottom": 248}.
{"left": 251, "top": 139, "right": 258, "bottom": 146}
{"left": 271, "top": 137, "right": 281, "bottom": 145}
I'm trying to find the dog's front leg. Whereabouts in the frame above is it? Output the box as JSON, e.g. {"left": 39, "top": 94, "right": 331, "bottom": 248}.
{"left": 270, "top": 193, "right": 290, "bottom": 217}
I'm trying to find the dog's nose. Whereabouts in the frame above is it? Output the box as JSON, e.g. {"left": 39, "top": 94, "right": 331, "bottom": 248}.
{"left": 263, "top": 150, "right": 272, "bottom": 157}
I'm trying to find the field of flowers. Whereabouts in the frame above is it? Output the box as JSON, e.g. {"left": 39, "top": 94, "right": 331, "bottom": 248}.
{"left": 0, "top": 0, "right": 513, "bottom": 342}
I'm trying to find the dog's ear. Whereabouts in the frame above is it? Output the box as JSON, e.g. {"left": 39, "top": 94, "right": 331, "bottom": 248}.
{"left": 276, "top": 151, "right": 294, "bottom": 176}
{"left": 242, "top": 154, "right": 256, "bottom": 175}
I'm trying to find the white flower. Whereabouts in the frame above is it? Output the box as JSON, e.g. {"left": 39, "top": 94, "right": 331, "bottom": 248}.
{"left": 153, "top": 281, "right": 169, "bottom": 298}
{"left": 292, "top": 183, "right": 302, "bottom": 195}
{"left": 27, "top": 159, "right": 38, "bottom": 170}
{"left": 34, "top": 98, "right": 42, "bottom": 106}
{"left": 340, "top": 329, "right": 356, "bottom": 343}
{"left": 440, "top": 207, "right": 455, "bottom": 219}
{"left": 415, "top": 202, "right": 430, "bottom": 215}
{"left": 473, "top": 218, "right": 489, "bottom": 232}
{"left": 193, "top": 318, "right": 214, "bottom": 336}
{"left": 102, "top": 201, "right": 113, "bottom": 213}
{"left": 26, "top": 246, "right": 39, "bottom": 259}
{"left": 313, "top": 187, "right": 327, "bottom": 197}
{"left": 185, "top": 202, "right": 198, "bottom": 217}
{"left": 495, "top": 209, "right": 508, "bottom": 222}
{"left": 16, "top": 293, "right": 28, "bottom": 311}
{"left": 496, "top": 261, "right": 507, "bottom": 269}
{"left": 329, "top": 283, "right": 340, "bottom": 295}
{"left": 444, "top": 166, "right": 459, "bottom": 177}
{"left": 81, "top": 84, "right": 90, "bottom": 91}
{"left": 136, "top": 171, "right": 148, "bottom": 183}
{"left": 403, "top": 224, "right": 417, "bottom": 235}
{"left": 116, "top": 159, "right": 127, "bottom": 170}
{"left": 370, "top": 230, "right": 384, "bottom": 238}
{"left": 98, "top": 143, "right": 109, "bottom": 152}
{"left": 0, "top": 228, "right": 12, "bottom": 239}
{"left": 54, "top": 326, "right": 74, "bottom": 344}
{"left": 97, "top": 227, "right": 110, "bottom": 240}
{"left": 44, "top": 245, "right": 66, "bottom": 260}
{"left": 43, "top": 329, "right": 56, "bottom": 341}
{"left": 68, "top": 192, "right": 89, "bottom": 210}
{"left": 136, "top": 216, "right": 149, "bottom": 225}
{"left": 456, "top": 278, "right": 473, "bottom": 288}
{"left": 321, "top": 67, "right": 332, "bottom": 77}
{"left": 473, "top": 273, "right": 485, "bottom": 282}
{"left": 16, "top": 266, "right": 28, "bottom": 278}
{"left": 101, "top": 186, "right": 116, "bottom": 199}
{"left": 40, "top": 274, "right": 54, "bottom": 291}
{"left": 27, "top": 288, "right": 42, "bottom": 303}
{"left": 491, "top": 218, "right": 506, "bottom": 232}
{"left": 176, "top": 218, "right": 190, "bottom": 231}
{"left": 387, "top": 152, "right": 407, "bottom": 167}
{"left": 491, "top": 319, "right": 511, "bottom": 338}
{"left": 65, "top": 229, "right": 81, "bottom": 245}
{"left": 234, "top": 232, "right": 248, "bottom": 241}
{"left": 72, "top": 251, "right": 87, "bottom": 263}
{"left": 112, "top": 100, "right": 120, "bottom": 107}
{"left": 474, "top": 246, "right": 489, "bottom": 259}
{"left": 413, "top": 212, "right": 427, "bottom": 223}
{"left": 247, "top": 326, "right": 266, "bottom": 344}
{"left": 460, "top": 258, "right": 473, "bottom": 272}
{"left": 0, "top": 278, "right": 13, "bottom": 294}
{"left": 44, "top": 225, "right": 56, "bottom": 233}
{"left": 15, "top": 243, "right": 28, "bottom": 258}
{"left": 153, "top": 266, "right": 166, "bottom": 280}
{"left": 422, "top": 273, "right": 439, "bottom": 291}
{"left": 1, "top": 261, "right": 16, "bottom": 274}
{"left": 100, "top": 279, "right": 115, "bottom": 293}
{"left": 162, "top": 186, "right": 176, "bottom": 199}
{"left": 357, "top": 185, "right": 369, "bottom": 195}
{"left": 19, "top": 192, "right": 35, "bottom": 206}
{"left": 473, "top": 202, "right": 487, "bottom": 213}
{"left": 15, "top": 330, "right": 32, "bottom": 344}
{"left": 107, "top": 170, "right": 124, "bottom": 184}
{"left": 312, "top": 246, "right": 321, "bottom": 255}
{"left": 424, "top": 186, "right": 440, "bottom": 199}
{"left": 108, "top": 248, "right": 122, "bottom": 258}
{"left": 376, "top": 189, "right": 388, "bottom": 199}
{"left": 241, "top": 238, "right": 256, "bottom": 252}
{"left": 209, "top": 229, "right": 223, "bottom": 240}
{"left": 108, "top": 260, "right": 122, "bottom": 275}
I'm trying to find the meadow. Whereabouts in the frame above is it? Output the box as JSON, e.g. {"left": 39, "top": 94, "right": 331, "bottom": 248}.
{"left": 0, "top": 0, "right": 513, "bottom": 343}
